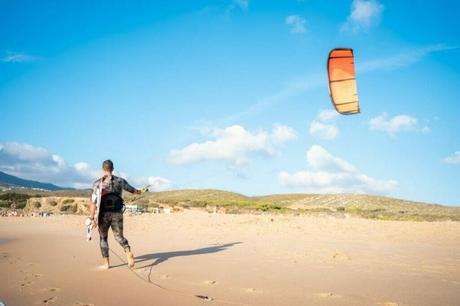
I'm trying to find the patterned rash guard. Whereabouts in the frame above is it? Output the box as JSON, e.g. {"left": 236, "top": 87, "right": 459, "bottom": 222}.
{"left": 90, "top": 175, "right": 137, "bottom": 203}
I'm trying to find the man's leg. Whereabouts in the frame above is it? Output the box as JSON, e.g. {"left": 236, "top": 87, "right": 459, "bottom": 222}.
{"left": 111, "top": 212, "right": 135, "bottom": 268}
{"left": 98, "top": 212, "right": 111, "bottom": 269}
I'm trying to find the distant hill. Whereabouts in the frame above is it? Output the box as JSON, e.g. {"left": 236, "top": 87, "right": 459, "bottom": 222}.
{"left": 0, "top": 171, "right": 70, "bottom": 191}
{"left": 2, "top": 187, "right": 459, "bottom": 221}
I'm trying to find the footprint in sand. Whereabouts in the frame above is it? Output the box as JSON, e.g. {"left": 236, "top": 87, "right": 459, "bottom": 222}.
{"left": 20, "top": 281, "right": 32, "bottom": 288}
{"left": 74, "top": 303, "right": 95, "bottom": 306}
{"left": 244, "top": 288, "right": 263, "bottom": 294}
{"left": 34, "top": 273, "right": 43, "bottom": 278}
{"left": 160, "top": 274, "right": 171, "bottom": 279}
{"left": 43, "top": 296, "right": 57, "bottom": 304}
{"left": 203, "top": 280, "right": 217, "bottom": 285}
{"left": 315, "top": 292, "right": 342, "bottom": 298}
{"left": 48, "top": 288, "right": 60, "bottom": 292}
{"left": 332, "top": 252, "right": 351, "bottom": 261}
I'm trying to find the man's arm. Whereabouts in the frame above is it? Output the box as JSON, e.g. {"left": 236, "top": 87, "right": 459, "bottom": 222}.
{"left": 123, "top": 179, "right": 141, "bottom": 194}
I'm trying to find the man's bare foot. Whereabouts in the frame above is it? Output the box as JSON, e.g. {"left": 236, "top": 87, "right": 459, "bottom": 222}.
{"left": 102, "top": 257, "right": 110, "bottom": 269}
{"left": 126, "top": 252, "right": 135, "bottom": 268}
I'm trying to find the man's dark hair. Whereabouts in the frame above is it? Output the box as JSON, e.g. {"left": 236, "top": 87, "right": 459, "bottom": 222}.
{"left": 102, "top": 160, "right": 114, "bottom": 172}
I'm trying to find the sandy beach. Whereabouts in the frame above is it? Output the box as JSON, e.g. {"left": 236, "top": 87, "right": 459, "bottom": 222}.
{"left": 1, "top": 211, "right": 459, "bottom": 306}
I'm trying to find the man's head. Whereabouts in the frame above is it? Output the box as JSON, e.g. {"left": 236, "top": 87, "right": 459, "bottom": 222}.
{"left": 102, "top": 159, "right": 114, "bottom": 174}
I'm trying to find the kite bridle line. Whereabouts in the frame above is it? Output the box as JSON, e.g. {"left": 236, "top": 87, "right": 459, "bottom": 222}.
{"left": 106, "top": 186, "right": 247, "bottom": 305}
{"left": 108, "top": 247, "right": 248, "bottom": 305}
{"left": 89, "top": 183, "right": 247, "bottom": 305}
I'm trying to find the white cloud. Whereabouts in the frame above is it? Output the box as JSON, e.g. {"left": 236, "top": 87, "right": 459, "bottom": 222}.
{"left": 1, "top": 52, "right": 37, "bottom": 63}
{"left": 368, "top": 113, "right": 424, "bottom": 135}
{"left": 0, "top": 142, "right": 174, "bottom": 190}
{"left": 307, "top": 145, "right": 356, "bottom": 173}
{"left": 421, "top": 126, "right": 431, "bottom": 134}
{"left": 279, "top": 145, "right": 397, "bottom": 194}
{"left": 358, "top": 44, "right": 457, "bottom": 72}
{"left": 309, "top": 121, "right": 339, "bottom": 140}
{"left": 341, "top": 0, "right": 384, "bottom": 32}
{"left": 443, "top": 151, "right": 460, "bottom": 165}
{"left": 285, "top": 15, "right": 307, "bottom": 34}
{"left": 317, "top": 109, "right": 339, "bottom": 122}
{"left": 309, "top": 109, "right": 340, "bottom": 140}
{"left": 0, "top": 142, "right": 99, "bottom": 188}
{"left": 133, "top": 176, "right": 173, "bottom": 191}
{"left": 272, "top": 124, "right": 298, "bottom": 143}
{"left": 168, "top": 124, "right": 297, "bottom": 165}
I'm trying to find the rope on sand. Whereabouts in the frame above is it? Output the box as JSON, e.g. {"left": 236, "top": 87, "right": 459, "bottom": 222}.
{"left": 109, "top": 248, "right": 248, "bottom": 306}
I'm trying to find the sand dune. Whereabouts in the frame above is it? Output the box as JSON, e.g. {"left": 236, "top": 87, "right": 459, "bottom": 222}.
{"left": 1, "top": 211, "right": 459, "bottom": 305}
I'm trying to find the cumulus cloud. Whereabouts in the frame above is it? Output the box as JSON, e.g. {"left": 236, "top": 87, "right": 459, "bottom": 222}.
{"left": 0, "top": 142, "right": 173, "bottom": 190}
{"left": 279, "top": 145, "right": 397, "bottom": 194}
{"left": 168, "top": 124, "right": 297, "bottom": 165}
{"left": 317, "top": 109, "right": 339, "bottom": 122}
{"left": 341, "top": 0, "right": 384, "bottom": 32}
{"left": 272, "top": 123, "right": 298, "bottom": 143}
{"left": 368, "top": 113, "right": 427, "bottom": 135}
{"left": 0, "top": 142, "right": 99, "bottom": 188}
{"left": 309, "top": 121, "right": 339, "bottom": 140}
{"left": 309, "top": 109, "right": 340, "bottom": 140}
{"left": 285, "top": 15, "right": 307, "bottom": 34}
{"left": 443, "top": 151, "right": 460, "bottom": 165}
{"left": 132, "top": 176, "right": 173, "bottom": 191}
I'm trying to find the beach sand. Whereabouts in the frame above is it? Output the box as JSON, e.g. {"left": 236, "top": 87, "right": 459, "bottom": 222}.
{"left": 1, "top": 211, "right": 459, "bottom": 306}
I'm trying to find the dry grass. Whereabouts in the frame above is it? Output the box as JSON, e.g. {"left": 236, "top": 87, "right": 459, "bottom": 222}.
{"left": 3, "top": 189, "right": 459, "bottom": 221}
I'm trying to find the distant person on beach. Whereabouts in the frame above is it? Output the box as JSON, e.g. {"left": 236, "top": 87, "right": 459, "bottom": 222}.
{"left": 89, "top": 159, "right": 141, "bottom": 269}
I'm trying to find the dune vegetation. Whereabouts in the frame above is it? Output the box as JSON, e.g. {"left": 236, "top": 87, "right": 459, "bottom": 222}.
{"left": 1, "top": 189, "right": 459, "bottom": 221}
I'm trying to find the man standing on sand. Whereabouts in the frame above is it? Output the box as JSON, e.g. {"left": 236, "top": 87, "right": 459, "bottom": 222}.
{"left": 89, "top": 160, "right": 141, "bottom": 269}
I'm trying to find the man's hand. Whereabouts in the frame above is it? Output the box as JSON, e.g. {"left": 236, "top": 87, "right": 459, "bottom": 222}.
{"left": 91, "top": 219, "right": 97, "bottom": 229}
{"left": 140, "top": 185, "right": 150, "bottom": 193}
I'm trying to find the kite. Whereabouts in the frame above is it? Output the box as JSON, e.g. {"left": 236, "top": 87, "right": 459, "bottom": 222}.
{"left": 327, "top": 48, "right": 360, "bottom": 115}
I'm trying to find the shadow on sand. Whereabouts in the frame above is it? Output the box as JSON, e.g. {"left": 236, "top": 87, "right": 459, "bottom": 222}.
{"left": 112, "top": 242, "right": 242, "bottom": 269}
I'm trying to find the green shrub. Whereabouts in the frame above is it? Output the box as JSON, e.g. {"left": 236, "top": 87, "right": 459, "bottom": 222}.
{"left": 49, "top": 200, "right": 58, "bottom": 206}
{"left": 32, "top": 201, "right": 41, "bottom": 208}
{"left": 336, "top": 207, "right": 345, "bottom": 212}
{"left": 60, "top": 204, "right": 77, "bottom": 213}
{"left": 257, "top": 203, "right": 282, "bottom": 212}
{"left": 191, "top": 200, "right": 209, "bottom": 207}
{"left": 62, "top": 198, "right": 75, "bottom": 204}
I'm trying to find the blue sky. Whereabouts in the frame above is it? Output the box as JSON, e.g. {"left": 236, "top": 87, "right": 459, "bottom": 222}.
{"left": 0, "top": 0, "right": 459, "bottom": 205}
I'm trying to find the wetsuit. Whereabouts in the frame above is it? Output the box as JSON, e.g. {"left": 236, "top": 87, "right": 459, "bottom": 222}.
{"left": 91, "top": 175, "right": 137, "bottom": 258}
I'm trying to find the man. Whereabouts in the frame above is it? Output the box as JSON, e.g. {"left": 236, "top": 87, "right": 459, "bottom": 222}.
{"left": 89, "top": 160, "right": 141, "bottom": 269}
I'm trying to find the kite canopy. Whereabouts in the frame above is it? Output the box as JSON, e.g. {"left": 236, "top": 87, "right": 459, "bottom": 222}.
{"left": 327, "top": 48, "right": 360, "bottom": 115}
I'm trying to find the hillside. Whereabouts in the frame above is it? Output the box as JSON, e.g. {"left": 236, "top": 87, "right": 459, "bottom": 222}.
{"left": 0, "top": 170, "right": 69, "bottom": 191}
{"left": 2, "top": 189, "right": 459, "bottom": 221}
{"left": 123, "top": 189, "right": 460, "bottom": 221}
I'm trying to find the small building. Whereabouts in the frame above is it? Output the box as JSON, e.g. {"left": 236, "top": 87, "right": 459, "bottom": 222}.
{"left": 125, "top": 205, "right": 144, "bottom": 213}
